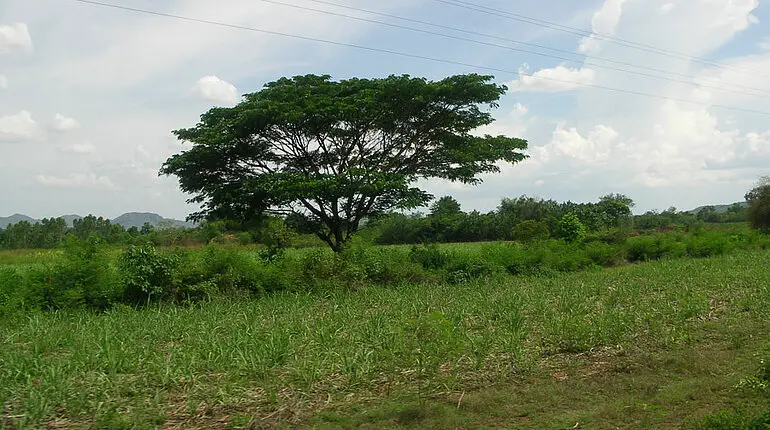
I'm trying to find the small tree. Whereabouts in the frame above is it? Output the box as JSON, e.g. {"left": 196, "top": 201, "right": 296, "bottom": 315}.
{"left": 556, "top": 212, "right": 586, "bottom": 243}
{"left": 162, "top": 74, "right": 528, "bottom": 252}
{"left": 746, "top": 176, "right": 770, "bottom": 232}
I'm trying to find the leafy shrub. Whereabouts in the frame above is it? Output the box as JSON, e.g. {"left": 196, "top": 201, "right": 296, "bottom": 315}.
{"left": 343, "top": 245, "right": 426, "bottom": 285}
{"left": 40, "top": 235, "right": 120, "bottom": 310}
{"left": 510, "top": 220, "right": 550, "bottom": 242}
{"left": 546, "top": 243, "right": 594, "bottom": 272}
{"left": 255, "top": 218, "right": 298, "bottom": 261}
{"left": 556, "top": 212, "right": 586, "bottom": 244}
{"left": 200, "top": 245, "right": 267, "bottom": 294}
{"left": 119, "top": 244, "right": 180, "bottom": 304}
{"left": 585, "top": 241, "right": 625, "bottom": 267}
{"left": 409, "top": 244, "right": 448, "bottom": 270}
{"left": 685, "top": 231, "right": 732, "bottom": 258}
{"left": 445, "top": 256, "right": 499, "bottom": 284}
{"left": 300, "top": 248, "right": 345, "bottom": 289}
{"left": 626, "top": 234, "right": 686, "bottom": 262}
{"left": 584, "top": 227, "right": 631, "bottom": 245}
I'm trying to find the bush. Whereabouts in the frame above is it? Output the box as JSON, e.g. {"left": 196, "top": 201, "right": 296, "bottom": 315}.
{"left": 199, "top": 245, "right": 269, "bottom": 294}
{"left": 409, "top": 244, "right": 448, "bottom": 270}
{"left": 510, "top": 220, "right": 550, "bottom": 242}
{"left": 556, "top": 212, "right": 586, "bottom": 244}
{"left": 585, "top": 241, "right": 625, "bottom": 267}
{"left": 685, "top": 231, "right": 732, "bottom": 258}
{"left": 299, "top": 248, "right": 345, "bottom": 289}
{"left": 626, "top": 234, "right": 686, "bottom": 262}
{"left": 46, "top": 236, "right": 120, "bottom": 310}
{"left": 254, "top": 217, "right": 298, "bottom": 261}
{"left": 445, "top": 256, "right": 499, "bottom": 284}
{"left": 343, "top": 244, "right": 426, "bottom": 285}
{"left": 119, "top": 244, "right": 180, "bottom": 304}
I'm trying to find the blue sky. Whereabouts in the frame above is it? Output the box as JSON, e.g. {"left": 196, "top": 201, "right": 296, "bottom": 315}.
{"left": 1, "top": 0, "right": 769, "bottom": 219}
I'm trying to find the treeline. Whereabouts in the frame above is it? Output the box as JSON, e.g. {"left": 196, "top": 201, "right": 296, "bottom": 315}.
{"left": 360, "top": 195, "right": 747, "bottom": 245}
{"left": 0, "top": 196, "right": 749, "bottom": 251}
{"left": 0, "top": 215, "right": 199, "bottom": 250}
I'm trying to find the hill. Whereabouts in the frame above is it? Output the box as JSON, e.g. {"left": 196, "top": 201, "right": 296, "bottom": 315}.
{"left": 687, "top": 201, "right": 747, "bottom": 214}
{"left": 0, "top": 212, "right": 194, "bottom": 229}
{"left": 111, "top": 212, "right": 194, "bottom": 229}
{"left": 0, "top": 214, "right": 38, "bottom": 229}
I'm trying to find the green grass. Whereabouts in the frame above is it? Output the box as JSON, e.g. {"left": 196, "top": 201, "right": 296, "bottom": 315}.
{"left": 1, "top": 250, "right": 769, "bottom": 428}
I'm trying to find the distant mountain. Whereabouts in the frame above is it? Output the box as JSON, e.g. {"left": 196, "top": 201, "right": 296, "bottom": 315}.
{"left": 687, "top": 202, "right": 748, "bottom": 214}
{"left": 0, "top": 212, "right": 195, "bottom": 229}
{"left": 111, "top": 212, "right": 195, "bottom": 229}
{"left": 0, "top": 214, "right": 38, "bottom": 229}
{"left": 61, "top": 215, "right": 83, "bottom": 227}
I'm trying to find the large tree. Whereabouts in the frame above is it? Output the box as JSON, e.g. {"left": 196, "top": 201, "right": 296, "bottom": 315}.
{"left": 162, "top": 74, "right": 528, "bottom": 252}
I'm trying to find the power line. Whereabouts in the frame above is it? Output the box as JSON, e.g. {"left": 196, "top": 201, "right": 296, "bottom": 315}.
{"left": 260, "top": 0, "right": 770, "bottom": 99}
{"left": 299, "top": 0, "right": 768, "bottom": 96}
{"left": 434, "top": 0, "right": 770, "bottom": 79}
{"left": 68, "top": 0, "right": 770, "bottom": 116}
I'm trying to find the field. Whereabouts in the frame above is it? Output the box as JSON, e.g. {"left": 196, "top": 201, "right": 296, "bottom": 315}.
{"left": 2, "top": 242, "right": 770, "bottom": 428}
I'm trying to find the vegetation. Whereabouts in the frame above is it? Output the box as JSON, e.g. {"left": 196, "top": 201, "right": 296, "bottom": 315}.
{"left": 746, "top": 176, "right": 770, "bottom": 232}
{"left": 161, "top": 74, "right": 528, "bottom": 252}
{"left": 1, "top": 250, "right": 769, "bottom": 428}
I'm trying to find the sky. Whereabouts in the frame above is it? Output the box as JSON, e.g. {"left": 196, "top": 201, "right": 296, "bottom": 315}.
{"left": 1, "top": 0, "right": 770, "bottom": 219}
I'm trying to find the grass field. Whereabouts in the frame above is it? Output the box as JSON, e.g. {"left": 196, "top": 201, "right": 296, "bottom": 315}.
{"left": 1, "top": 248, "right": 769, "bottom": 428}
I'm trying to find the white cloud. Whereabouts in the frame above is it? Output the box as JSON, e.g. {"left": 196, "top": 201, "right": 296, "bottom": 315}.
{"left": 0, "top": 75, "right": 7, "bottom": 89}
{"left": 759, "top": 38, "right": 770, "bottom": 51}
{"left": 0, "top": 23, "right": 33, "bottom": 53}
{"left": 193, "top": 75, "right": 238, "bottom": 105}
{"left": 60, "top": 142, "right": 96, "bottom": 154}
{"left": 52, "top": 113, "right": 81, "bottom": 132}
{"left": 0, "top": 110, "right": 38, "bottom": 141}
{"left": 579, "top": 0, "right": 628, "bottom": 53}
{"left": 477, "top": 102, "right": 533, "bottom": 138}
{"left": 548, "top": 124, "right": 619, "bottom": 164}
{"left": 508, "top": 66, "right": 595, "bottom": 93}
{"left": 36, "top": 173, "right": 118, "bottom": 190}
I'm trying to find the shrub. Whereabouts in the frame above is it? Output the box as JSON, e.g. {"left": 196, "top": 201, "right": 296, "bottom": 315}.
{"left": 199, "top": 245, "right": 268, "bottom": 294}
{"left": 42, "top": 235, "right": 119, "bottom": 310}
{"left": 300, "top": 248, "right": 345, "bottom": 289}
{"left": 556, "top": 212, "right": 586, "bottom": 244}
{"left": 685, "top": 231, "right": 732, "bottom": 258}
{"left": 584, "top": 227, "right": 631, "bottom": 245}
{"left": 409, "top": 244, "right": 448, "bottom": 270}
{"left": 626, "top": 234, "right": 686, "bottom": 262}
{"left": 255, "top": 218, "right": 298, "bottom": 261}
{"left": 510, "top": 220, "right": 550, "bottom": 242}
{"left": 544, "top": 242, "right": 594, "bottom": 272}
{"left": 445, "top": 256, "right": 499, "bottom": 284}
{"left": 585, "top": 241, "right": 625, "bottom": 267}
{"left": 343, "top": 245, "right": 426, "bottom": 285}
{"left": 119, "top": 244, "right": 180, "bottom": 304}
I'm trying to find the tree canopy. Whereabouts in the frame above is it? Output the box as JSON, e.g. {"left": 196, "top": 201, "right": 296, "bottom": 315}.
{"left": 162, "top": 74, "right": 528, "bottom": 251}
{"left": 746, "top": 176, "right": 770, "bottom": 232}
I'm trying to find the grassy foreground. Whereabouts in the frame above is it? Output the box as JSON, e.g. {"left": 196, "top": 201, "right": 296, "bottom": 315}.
{"left": 2, "top": 251, "right": 770, "bottom": 429}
